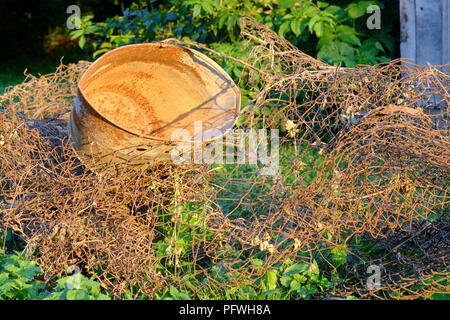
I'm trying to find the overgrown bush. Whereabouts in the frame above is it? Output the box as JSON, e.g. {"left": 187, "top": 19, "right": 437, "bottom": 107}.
{"left": 71, "top": 0, "right": 398, "bottom": 71}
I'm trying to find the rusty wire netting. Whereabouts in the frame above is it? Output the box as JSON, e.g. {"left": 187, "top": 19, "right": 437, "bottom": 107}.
{"left": 0, "top": 18, "right": 449, "bottom": 299}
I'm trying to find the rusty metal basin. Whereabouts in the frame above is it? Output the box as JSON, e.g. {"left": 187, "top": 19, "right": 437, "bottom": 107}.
{"left": 69, "top": 42, "right": 240, "bottom": 168}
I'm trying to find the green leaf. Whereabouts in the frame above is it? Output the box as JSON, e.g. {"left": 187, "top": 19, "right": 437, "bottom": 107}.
{"left": 260, "top": 289, "right": 280, "bottom": 297}
{"left": 291, "top": 19, "right": 307, "bottom": 37}
{"left": 84, "top": 25, "right": 99, "bottom": 35}
{"left": 290, "top": 19, "right": 301, "bottom": 37}
{"left": 265, "top": 269, "right": 278, "bottom": 291}
{"left": 331, "top": 246, "right": 348, "bottom": 267}
{"left": 280, "top": 276, "right": 292, "bottom": 287}
{"left": 169, "top": 285, "right": 180, "bottom": 298}
{"left": 278, "top": 0, "right": 297, "bottom": 9}
{"left": 313, "top": 21, "right": 325, "bottom": 38}
{"left": 0, "top": 282, "right": 14, "bottom": 293}
{"left": 317, "top": 30, "right": 337, "bottom": 48}
{"left": 308, "top": 15, "right": 321, "bottom": 34}
{"left": 430, "top": 293, "right": 449, "bottom": 300}
{"left": 304, "top": 6, "right": 320, "bottom": 18}
{"left": 293, "top": 273, "right": 308, "bottom": 284}
{"left": 278, "top": 21, "right": 291, "bottom": 38}
{"left": 193, "top": 4, "right": 201, "bottom": 18}
{"left": 83, "top": 14, "right": 94, "bottom": 21}
{"left": 78, "top": 36, "right": 86, "bottom": 49}
{"left": 202, "top": 2, "right": 214, "bottom": 15}
{"left": 376, "top": 56, "right": 391, "bottom": 63}
{"left": 289, "top": 279, "right": 301, "bottom": 291}
{"left": 318, "top": 41, "right": 356, "bottom": 67}
{"left": 67, "top": 289, "right": 88, "bottom": 300}
{"left": 283, "top": 263, "right": 309, "bottom": 276}
{"left": 337, "top": 26, "right": 361, "bottom": 46}
{"left": 178, "top": 292, "right": 191, "bottom": 300}
{"left": 93, "top": 48, "right": 110, "bottom": 59}
{"left": 4, "top": 264, "right": 19, "bottom": 273}
{"left": 71, "top": 16, "right": 81, "bottom": 29}
{"left": 296, "top": 286, "right": 315, "bottom": 298}
{"left": 346, "top": 2, "right": 366, "bottom": 19}
{"left": 357, "top": 38, "right": 382, "bottom": 65}
{"left": 70, "top": 29, "right": 84, "bottom": 40}
{"left": 218, "top": 13, "right": 228, "bottom": 28}
{"left": 97, "top": 293, "right": 111, "bottom": 300}
{"left": 226, "top": 14, "right": 238, "bottom": 32}
{"left": 317, "top": 1, "right": 329, "bottom": 9}
{"left": 325, "top": 5, "right": 346, "bottom": 19}
{"left": 251, "top": 258, "right": 263, "bottom": 266}
{"left": 374, "top": 41, "right": 385, "bottom": 53}
{"left": 309, "top": 260, "right": 320, "bottom": 275}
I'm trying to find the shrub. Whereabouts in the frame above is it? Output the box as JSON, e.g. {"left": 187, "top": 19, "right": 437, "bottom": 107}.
{"left": 71, "top": 0, "right": 397, "bottom": 70}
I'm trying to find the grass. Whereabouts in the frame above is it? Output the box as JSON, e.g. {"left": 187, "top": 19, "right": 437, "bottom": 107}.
{"left": 0, "top": 49, "right": 89, "bottom": 94}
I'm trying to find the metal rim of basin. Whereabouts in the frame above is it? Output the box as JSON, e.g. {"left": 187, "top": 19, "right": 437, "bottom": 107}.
{"left": 69, "top": 42, "right": 241, "bottom": 167}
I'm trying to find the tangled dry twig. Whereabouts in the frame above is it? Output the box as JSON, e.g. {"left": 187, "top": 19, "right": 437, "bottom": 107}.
{"left": 0, "top": 18, "right": 448, "bottom": 299}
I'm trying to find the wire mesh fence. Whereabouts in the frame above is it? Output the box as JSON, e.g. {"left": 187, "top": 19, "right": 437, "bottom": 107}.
{"left": 0, "top": 18, "right": 448, "bottom": 299}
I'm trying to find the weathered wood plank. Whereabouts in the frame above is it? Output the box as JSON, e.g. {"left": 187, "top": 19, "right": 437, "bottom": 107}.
{"left": 443, "top": 0, "right": 449, "bottom": 71}
{"left": 416, "top": 0, "right": 443, "bottom": 66}
{"left": 400, "top": 0, "right": 449, "bottom": 70}
{"left": 400, "top": 0, "right": 416, "bottom": 63}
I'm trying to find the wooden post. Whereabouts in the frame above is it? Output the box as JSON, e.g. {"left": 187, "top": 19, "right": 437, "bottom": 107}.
{"left": 400, "top": 0, "right": 449, "bottom": 71}
{"left": 444, "top": 0, "right": 449, "bottom": 69}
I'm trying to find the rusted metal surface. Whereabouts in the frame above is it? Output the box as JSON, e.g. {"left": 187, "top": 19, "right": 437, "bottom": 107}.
{"left": 69, "top": 42, "right": 241, "bottom": 168}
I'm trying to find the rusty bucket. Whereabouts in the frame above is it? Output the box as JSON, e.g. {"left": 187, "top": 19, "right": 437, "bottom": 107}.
{"left": 69, "top": 42, "right": 241, "bottom": 169}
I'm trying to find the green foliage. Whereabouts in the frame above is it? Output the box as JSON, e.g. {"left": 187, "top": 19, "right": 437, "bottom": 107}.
{"left": 185, "top": 256, "right": 332, "bottom": 300}
{"left": 281, "top": 262, "right": 331, "bottom": 298}
{"left": 69, "top": 15, "right": 100, "bottom": 49}
{"left": 258, "top": 258, "right": 332, "bottom": 299}
{"left": 155, "top": 285, "right": 192, "bottom": 300}
{"left": 145, "top": 191, "right": 334, "bottom": 300}
{"left": 153, "top": 201, "right": 216, "bottom": 271}
{"left": 70, "top": 0, "right": 397, "bottom": 73}
{"left": 0, "top": 248, "right": 110, "bottom": 300}
{"left": 0, "top": 249, "right": 46, "bottom": 300}
{"left": 330, "top": 245, "right": 348, "bottom": 268}
{"left": 44, "top": 273, "right": 111, "bottom": 300}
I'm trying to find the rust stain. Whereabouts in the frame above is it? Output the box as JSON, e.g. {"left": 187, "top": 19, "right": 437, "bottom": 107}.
{"left": 70, "top": 42, "right": 241, "bottom": 168}
{"left": 86, "top": 81, "right": 161, "bottom": 136}
{"left": 150, "top": 45, "right": 206, "bottom": 86}
{"left": 81, "top": 45, "right": 215, "bottom": 139}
